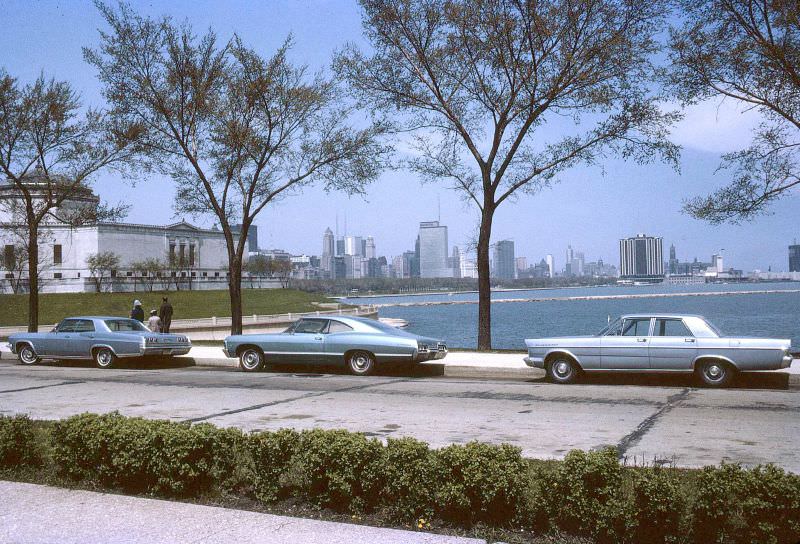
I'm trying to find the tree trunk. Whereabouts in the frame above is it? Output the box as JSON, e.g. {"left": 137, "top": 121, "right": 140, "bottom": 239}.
{"left": 27, "top": 224, "right": 39, "bottom": 333}
{"left": 229, "top": 254, "right": 243, "bottom": 335}
{"left": 476, "top": 208, "right": 494, "bottom": 350}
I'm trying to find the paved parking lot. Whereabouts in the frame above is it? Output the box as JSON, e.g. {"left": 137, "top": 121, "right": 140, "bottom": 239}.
{"left": 1, "top": 360, "right": 798, "bottom": 471}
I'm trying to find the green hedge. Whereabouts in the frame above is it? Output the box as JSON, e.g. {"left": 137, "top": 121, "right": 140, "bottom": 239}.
{"left": 52, "top": 413, "right": 241, "bottom": 497}
{"left": 2, "top": 413, "right": 799, "bottom": 543}
{"left": 0, "top": 414, "right": 40, "bottom": 467}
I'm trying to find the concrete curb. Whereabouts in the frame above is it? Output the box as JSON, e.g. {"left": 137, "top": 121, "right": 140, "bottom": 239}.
{"left": 180, "top": 356, "right": 541, "bottom": 380}
{"left": 184, "top": 356, "right": 799, "bottom": 385}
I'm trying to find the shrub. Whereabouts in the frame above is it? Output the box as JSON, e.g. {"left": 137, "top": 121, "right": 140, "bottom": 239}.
{"left": 247, "top": 429, "right": 301, "bottom": 502}
{"left": 297, "top": 429, "right": 384, "bottom": 512}
{"left": 628, "top": 467, "right": 686, "bottom": 543}
{"left": 0, "top": 414, "right": 40, "bottom": 467}
{"left": 381, "top": 437, "right": 436, "bottom": 522}
{"left": 432, "top": 441, "right": 528, "bottom": 526}
{"left": 692, "top": 463, "right": 800, "bottom": 544}
{"left": 52, "top": 412, "right": 240, "bottom": 497}
{"left": 541, "top": 447, "right": 626, "bottom": 541}
{"left": 739, "top": 464, "right": 800, "bottom": 544}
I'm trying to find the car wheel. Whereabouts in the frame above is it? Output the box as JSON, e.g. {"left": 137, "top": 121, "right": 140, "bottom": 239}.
{"left": 547, "top": 357, "right": 579, "bottom": 384}
{"left": 239, "top": 348, "right": 264, "bottom": 372}
{"left": 347, "top": 351, "right": 375, "bottom": 376}
{"left": 94, "top": 347, "right": 116, "bottom": 369}
{"left": 18, "top": 345, "right": 40, "bottom": 366}
{"left": 697, "top": 360, "right": 733, "bottom": 387}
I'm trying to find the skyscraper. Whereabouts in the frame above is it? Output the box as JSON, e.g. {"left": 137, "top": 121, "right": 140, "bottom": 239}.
{"left": 546, "top": 254, "right": 554, "bottom": 278}
{"left": 790, "top": 244, "right": 800, "bottom": 272}
{"left": 668, "top": 244, "right": 678, "bottom": 275}
{"left": 493, "top": 240, "right": 516, "bottom": 279}
{"left": 418, "top": 221, "right": 451, "bottom": 278}
{"left": 619, "top": 234, "right": 664, "bottom": 280}
{"left": 322, "top": 228, "right": 334, "bottom": 273}
{"left": 365, "top": 236, "right": 376, "bottom": 259}
{"left": 344, "top": 236, "right": 363, "bottom": 256}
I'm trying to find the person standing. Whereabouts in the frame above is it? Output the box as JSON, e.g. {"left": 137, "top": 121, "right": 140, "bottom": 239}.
{"left": 147, "top": 309, "right": 162, "bottom": 332}
{"left": 159, "top": 296, "right": 174, "bottom": 333}
{"left": 130, "top": 300, "right": 145, "bottom": 323}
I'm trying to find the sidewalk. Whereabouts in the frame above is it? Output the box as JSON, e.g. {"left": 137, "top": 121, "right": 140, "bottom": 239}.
{"left": 0, "top": 481, "right": 484, "bottom": 544}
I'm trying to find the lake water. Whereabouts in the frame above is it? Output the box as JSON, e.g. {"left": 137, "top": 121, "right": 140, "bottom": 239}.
{"left": 343, "top": 282, "right": 800, "bottom": 349}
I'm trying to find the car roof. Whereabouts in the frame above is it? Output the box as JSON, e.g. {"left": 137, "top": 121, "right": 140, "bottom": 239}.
{"left": 619, "top": 314, "right": 705, "bottom": 320}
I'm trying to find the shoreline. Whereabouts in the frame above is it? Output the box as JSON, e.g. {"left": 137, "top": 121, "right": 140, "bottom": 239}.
{"left": 366, "top": 288, "right": 800, "bottom": 308}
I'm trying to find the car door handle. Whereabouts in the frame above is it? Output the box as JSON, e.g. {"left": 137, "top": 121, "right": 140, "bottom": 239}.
{"left": 685, "top": 338, "right": 696, "bottom": 343}
{"left": 637, "top": 338, "right": 648, "bottom": 342}
{"left": 314, "top": 336, "right": 323, "bottom": 341}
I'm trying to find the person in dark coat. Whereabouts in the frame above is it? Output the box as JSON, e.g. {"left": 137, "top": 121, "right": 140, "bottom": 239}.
{"left": 130, "top": 300, "right": 145, "bottom": 323}
{"left": 159, "top": 296, "right": 174, "bottom": 333}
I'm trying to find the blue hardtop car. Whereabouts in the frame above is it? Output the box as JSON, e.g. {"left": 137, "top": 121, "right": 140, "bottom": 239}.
{"left": 224, "top": 315, "right": 447, "bottom": 375}
{"left": 7, "top": 316, "right": 191, "bottom": 369}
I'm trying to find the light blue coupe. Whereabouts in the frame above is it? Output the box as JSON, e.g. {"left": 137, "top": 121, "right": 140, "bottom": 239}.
{"left": 223, "top": 315, "right": 447, "bottom": 375}
{"left": 7, "top": 316, "right": 191, "bottom": 369}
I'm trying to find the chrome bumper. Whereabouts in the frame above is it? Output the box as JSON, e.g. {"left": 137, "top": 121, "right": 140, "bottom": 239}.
{"left": 140, "top": 345, "right": 191, "bottom": 356}
{"left": 415, "top": 348, "right": 448, "bottom": 362}
{"left": 781, "top": 355, "right": 793, "bottom": 368}
{"left": 223, "top": 346, "right": 232, "bottom": 358}
{"left": 524, "top": 356, "right": 545, "bottom": 369}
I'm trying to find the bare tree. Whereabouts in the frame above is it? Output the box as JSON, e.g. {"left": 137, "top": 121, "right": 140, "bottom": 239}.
{"left": 244, "top": 254, "right": 271, "bottom": 288}
{"left": 670, "top": 0, "right": 800, "bottom": 223}
{"left": 86, "top": 2, "right": 389, "bottom": 334}
{"left": 0, "top": 71, "right": 139, "bottom": 331}
{"left": 130, "top": 257, "right": 165, "bottom": 292}
{"left": 337, "top": 0, "right": 678, "bottom": 349}
{"left": 269, "top": 259, "right": 292, "bottom": 288}
{"left": 86, "top": 251, "right": 120, "bottom": 292}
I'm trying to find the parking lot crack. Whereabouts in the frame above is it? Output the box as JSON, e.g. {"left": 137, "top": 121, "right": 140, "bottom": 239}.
{"left": 184, "top": 378, "right": 409, "bottom": 423}
{"left": 615, "top": 388, "right": 692, "bottom": 459}
{"left": 0, "top": 380, "right": 84, "bottom": 394}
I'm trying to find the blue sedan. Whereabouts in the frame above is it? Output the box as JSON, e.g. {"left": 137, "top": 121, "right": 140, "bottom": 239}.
{"left": 224, "top": 316, "right": 447, "bottom": 375}
{"left": 7, "top": 316, "right": 191, "bottom": 369}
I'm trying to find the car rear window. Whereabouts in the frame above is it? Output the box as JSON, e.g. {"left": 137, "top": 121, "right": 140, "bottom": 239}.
{"left": 105, "top": 319, "right": 148, "bottom": 332}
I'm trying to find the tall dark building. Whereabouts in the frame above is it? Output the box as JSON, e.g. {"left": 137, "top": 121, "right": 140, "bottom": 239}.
{"left": 232, "top": 224, "right": 258, "bottom": 253}
{"left": 493, "top": 240, "right": 516, "bottom": 279}
{"left": 790, "top": 244, "right": 800, "bottom": 272}
{"left": 619, "top": 234, "right": 664, "bottom": 281}
{"left": 668, "top": 244, "right": 678, "bottom": 275}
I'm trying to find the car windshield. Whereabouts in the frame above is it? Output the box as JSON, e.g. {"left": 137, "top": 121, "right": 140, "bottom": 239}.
{"left": 597, "top": 318, "right": 620, "bottom": 336}
{"left": 104, "top": 319, "right": 148, "bottom": 332}
{"left": 701, "top": 318, "right": 724, "bottom": 337}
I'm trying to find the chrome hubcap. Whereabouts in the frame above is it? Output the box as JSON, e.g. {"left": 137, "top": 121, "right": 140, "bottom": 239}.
{"left": 554, "top": 361, "right": 571, "bottom": 377}
{"left": 20, "top": 347, "right": 37, "bottom": 364}
{"left": 242, "top": 351, "right": 260, "bottom": 369}
{"left": 351, "top": 354, "right": 370, "bottom": 372}
{"left": 706, "top": 364, "right": 723, "bottom": 381}
{"left": 98, "top": 351, "right": 112, "bottom": 366}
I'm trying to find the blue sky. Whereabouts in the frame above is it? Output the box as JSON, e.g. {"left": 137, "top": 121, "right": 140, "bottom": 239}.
{"left": 1, "top": 0, "right": 796, "bottom": 271}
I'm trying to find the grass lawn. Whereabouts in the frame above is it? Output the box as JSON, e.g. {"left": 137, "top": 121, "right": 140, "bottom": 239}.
{"left": 0, "top": 289, "right": 334, "bottom": 327}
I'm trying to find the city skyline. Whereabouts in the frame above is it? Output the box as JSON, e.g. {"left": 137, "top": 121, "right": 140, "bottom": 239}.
{"left": 1, "top": 0, "right": 797, "bottom": 272}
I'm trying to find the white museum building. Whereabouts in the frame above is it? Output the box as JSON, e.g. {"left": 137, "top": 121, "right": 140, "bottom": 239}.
{"left": 0, "top": 173, "right": 249, "bottom": 293}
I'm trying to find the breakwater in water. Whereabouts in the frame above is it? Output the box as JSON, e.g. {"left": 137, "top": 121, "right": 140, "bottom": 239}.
{"left": 369, "top": 289, "right": 800, "bottom": 308}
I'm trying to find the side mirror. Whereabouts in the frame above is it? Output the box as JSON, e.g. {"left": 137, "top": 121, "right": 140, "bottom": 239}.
{"left": 51, "top": 327, "right": 58, "bottom": 333}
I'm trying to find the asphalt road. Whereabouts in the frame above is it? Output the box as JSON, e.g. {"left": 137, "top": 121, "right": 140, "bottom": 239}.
{"left": 1, "top": 360, "right": 798, "bottom": 472}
